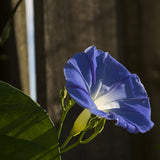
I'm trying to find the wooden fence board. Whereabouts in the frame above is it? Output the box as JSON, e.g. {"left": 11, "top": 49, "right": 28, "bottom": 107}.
{"left": 0, "top": 0, "right": 29, "bottom": 95}
{"left": 34, "top": 0, "right": 131, "bottom": 160}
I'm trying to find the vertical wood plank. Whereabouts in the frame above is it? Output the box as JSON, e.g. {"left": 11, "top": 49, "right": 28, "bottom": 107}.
{"left": 140, "top": 1, "right": 160, "bottom": 160}
{"left": 11, "top": 0, "right": 29, "bottom": 95}
{"left": 116, "top": 0, "right": 160, "bottom": 160}
{"left": 34, "top": 0, "right": 131, "bottom": 160}
{"left": 116, "top": 1, "right": 144, "bottom": 159}
{"left": 0, "top": 0, "right": 29, "bottom": 94}
{"left": 34, "top": 0, "right": 47, "bottom": 108}
{"left": 43, "top": 0, "right": 119, "bottom": 123}
{"left": 0, "top": 0, "right": 21, "bottom": 89}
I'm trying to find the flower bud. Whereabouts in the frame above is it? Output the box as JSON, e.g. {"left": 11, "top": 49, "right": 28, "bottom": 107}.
{"left": 70, "top": 109, "right": 91, "bottom": 136}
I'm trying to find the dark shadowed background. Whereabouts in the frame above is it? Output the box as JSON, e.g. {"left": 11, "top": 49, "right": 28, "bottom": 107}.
{"left": 0, "top": 0, "right": 160, "bottom": 160}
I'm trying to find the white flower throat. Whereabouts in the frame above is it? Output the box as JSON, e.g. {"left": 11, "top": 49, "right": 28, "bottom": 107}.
{"left": 70, "top": 81, "right": 127, "bottom": 137}
{"left": 91, "top": 80, "right": 127, "bottom": 112}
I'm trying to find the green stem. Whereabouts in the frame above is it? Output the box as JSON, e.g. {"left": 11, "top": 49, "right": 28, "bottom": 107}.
{"left": 59, "top": 126, "right": 101, "bottom": 154}
{"left": 80, "top": 118, "right": 106, "bottom": 144}
{"left": 59, "top": 117, "right": 106, "bottom": 155}
{"left": 60, "top": 131, "right": 85, "bottom": 155}
{"left": 0, "top": 0, "right": 23, "bottom": 45}
{"left": 57, "top": 109, "right": 68, "bottom": 139}
{"left": 61, "top": 100, "right": 65, "bottom": 111}
{"left": 60, "top": 140, "right": 80, "bottom": 155}
{"left": 79, "top": 131, "right": 86, "bottom": 140}
{"left": 58, "top": 99, "right": 74, "bottom": 139}
{"left": 80, "top": 130, "right": 99, "bottom": 144}
{"left": 60, "top": 135, "right": 72, "bottom": 150}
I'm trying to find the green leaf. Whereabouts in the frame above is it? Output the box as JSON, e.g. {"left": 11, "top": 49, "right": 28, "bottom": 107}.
{"left": 0, "top": 81, "right": 61, "bottom": 160}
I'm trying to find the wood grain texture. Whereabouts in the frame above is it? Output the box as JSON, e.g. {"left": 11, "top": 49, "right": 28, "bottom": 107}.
{"left": 11, "top": 0, "right": 29, "bottom": 95}
{"left": 140, "top": 1, "right": 160, "bottom": 160}
{"left": 34, "top": 0, "right": 131, "bottom": 160}
{"left": 117, "top": 0, "right": 160, "bottom": 160}
{"left": 0, "top": 0, "right": 29, "bottom": 95}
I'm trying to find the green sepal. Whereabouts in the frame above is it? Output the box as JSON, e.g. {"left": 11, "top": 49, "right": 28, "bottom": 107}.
{"left": 59, "top": 87, "right": 67, "bottom": 99}
{"left": 59, "top": 87, "right": 67, "bottom": 111}
{"left": 65, "top": 96, "right": 75, "bottom": 109}
{"left": 86, "top": 115, "right": 99, "bottom": 131}
{"left": 94, "top": 118, "right": 106, "bottom": 134}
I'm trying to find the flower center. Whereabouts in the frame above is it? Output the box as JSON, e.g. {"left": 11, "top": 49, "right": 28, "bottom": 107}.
{"left": 91, "top": 81, "right": 127, "bottom": 112}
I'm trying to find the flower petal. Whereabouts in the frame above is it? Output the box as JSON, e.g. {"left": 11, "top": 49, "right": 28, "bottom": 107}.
{"left": 101, "top": 54, "right": 131, "bottom": 86}
{"left": 64, "top": 52, "right": 93, "bottom": 92}
{"left": 84, "top": 46, "right": 131, "bottom": 95}
{"left": 90, "top": 74, "right": 154, "bottom": 133}
{"left": 107, "top": 98, "right": 154, "bottom": 133}
{"left": 66, "top": 85, "right": 96, "bottom": 110}
{"left": 89, "top": 97, "right": 154, "bottom": 133}
{"left": 93, "top": 74, "right": 150, "bottom": 111}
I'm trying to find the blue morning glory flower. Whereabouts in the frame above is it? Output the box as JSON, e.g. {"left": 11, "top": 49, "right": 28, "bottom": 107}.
{"left": 64, "top": 46, "right": 154, "bottom": 134}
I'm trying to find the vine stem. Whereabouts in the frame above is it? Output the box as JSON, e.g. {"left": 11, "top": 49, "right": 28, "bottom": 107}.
{"left": 57, "top": 109, "right": 68, "bottom": 140}
{"left": 58, "top": 98, "right": 74, "bottom": 139}
{"left": 80, "top": 130, "right": 100, "bottom": 144}
{"left": 0, "top": 0, "right": 23, "bottom": 45}
{"left": 60, "top": 140, "right": 80, "bottom": 155}
{"left": 59, "top": 118, "right": 106, "bottom": 154}
{"left": 60, "top": 135, "right": 72, "bottom": 150}
{"left": 59, "top": 131, "right": 86, "bottom": 154}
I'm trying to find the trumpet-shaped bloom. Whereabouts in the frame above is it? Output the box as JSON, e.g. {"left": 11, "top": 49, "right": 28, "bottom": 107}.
{"left": 64, "top": 46, "right": 154, "bottom": 133}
